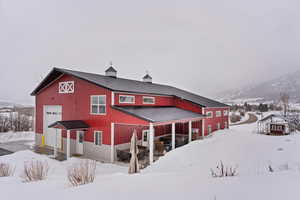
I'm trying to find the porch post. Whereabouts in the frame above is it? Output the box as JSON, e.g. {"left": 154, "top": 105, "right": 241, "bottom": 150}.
{"left": 66, "top": 130, "right": 70, "bottom": 160}
{"left": 188, "top": 121, "right": 192, "bottom": 143}
{"left": 172, "top": 122, "right": 175, "bottom": 150}
{"left": 110, "top": 122, "right": 115, "bottom": 163}
{"left": 202, "top": 119, "right": 205, "bottom": 138}
{"left": 54, "top": 129, "right": 57, "bottom": 158}
{"left": 149, "top": 123, "right": 154, "bottom": 165}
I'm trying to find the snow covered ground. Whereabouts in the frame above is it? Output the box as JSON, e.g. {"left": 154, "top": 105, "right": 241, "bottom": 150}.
{"left": 1, "top": 123, "right": 300, "bottom": 200}
{"left": 0, "top": 131, "right": 35, "bottom": 143}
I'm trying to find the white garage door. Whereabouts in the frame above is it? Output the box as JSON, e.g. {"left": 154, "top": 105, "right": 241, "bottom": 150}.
{"left": 43, "top": 105, "right": 62, "bottom": 148}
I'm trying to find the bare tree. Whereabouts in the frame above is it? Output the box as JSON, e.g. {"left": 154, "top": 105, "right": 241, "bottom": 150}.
{"left": 21, "top": 160, "right": 49, "bottom": 182}
{"left": 211, "top": 161, "right": 238, "bottom": 177}
{"left": 0, "top": 162, "right": 15, "bottom": 177}
{"left": 67, "top": 159, "right": 96, "bottom": 187}
{"left": 280, "top": 92, "right": 290, "bottom": 117}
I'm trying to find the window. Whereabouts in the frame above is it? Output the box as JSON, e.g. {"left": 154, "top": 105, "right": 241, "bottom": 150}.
{"left": 217, "top": 123, "right": 221, "bottom": 130}
{"left": 94, "top": 131, "right": 102, "bottom": 145}
{"left": 206, "top": 111, "right": 213, "bottom": 118}
{"left": 216, "top": 111, "right": 222, "bottom": 117}
{"left": 59, "top": 81, "right": 74, "bottom": 93}
{"left": 208, "top": 125, "right": 212, "bottom": 134}
{"left": 91, "top": 95, "right": 106, "bottom": 114}
{"left": 223, "top": 110, "right": 228, "bottom": 116}
{"left": 119, "top": 95, "right": 135, "bottom": 104}
{"left": 143, "top": 96, "right": 155, "bottom": 104}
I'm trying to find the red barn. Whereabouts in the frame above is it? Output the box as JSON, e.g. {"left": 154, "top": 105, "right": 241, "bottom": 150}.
{"left": 31, "top": 66, "right": 229, "bottom": 164}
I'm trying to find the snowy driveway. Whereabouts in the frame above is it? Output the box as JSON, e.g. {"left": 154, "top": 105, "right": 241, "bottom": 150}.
{"left": 0, "top": 140, "right": 34, "bottom": 153}
{"left": 0, "top": 131, "right": 34, "bottom": 154}
{"left": 0, "top": 148, "right": 12, "bottom": 156}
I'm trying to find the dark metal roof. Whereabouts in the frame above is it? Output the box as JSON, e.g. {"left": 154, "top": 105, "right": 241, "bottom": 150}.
{"left": 113, "top": 106, "right": 205, "bottom": 123}
{"left": 105, "top": 66, "right": 117, "bottom": 72}
{"left": 48, "top": 120, "right": 90, "bottom": 130}
{"left": 259, "top": 114, "right": 285, "bottom": 122}
{"left": 31, "top": 67, "right": 228, "bottom": 108}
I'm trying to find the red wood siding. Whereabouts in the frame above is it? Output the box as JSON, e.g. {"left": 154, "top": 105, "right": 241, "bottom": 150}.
{"left": 174, "top": 97, "right": 203, "bottom": 113}
{"left": 114, "top": 93, "right": 174, "bottom": 106}
{"left": 36, "top": 74, "right": 113, "bottom": 145}
{"left": 203, "top": 107, "right": 229, "bottom": 136}
{"left": 35, "top": 73, "right": 229, "bottom": 146}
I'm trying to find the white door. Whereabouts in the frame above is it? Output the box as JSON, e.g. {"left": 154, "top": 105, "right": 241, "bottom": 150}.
{"left": 76, "top": 131, "right": 84, "bottom": 154}
{"left": 142, "top": 130, "right": 149, "bottom": 147}
{"left": 43, "top": 105, "right": 62, "bottom": 148}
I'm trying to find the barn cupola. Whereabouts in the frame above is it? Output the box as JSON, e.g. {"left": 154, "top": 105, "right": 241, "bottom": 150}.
{"left": 143, "top": 73, "right": 152, "bottom": 83}
{"left": 105, "top": 62, "right": 117, "bottom": 78}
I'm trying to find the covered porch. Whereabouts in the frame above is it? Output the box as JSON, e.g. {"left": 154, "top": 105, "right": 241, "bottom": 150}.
{"left": 112, "top": 106, "right": 206, "bottom": 166}
{"left": 47, "top": 120, "right": 90, "bottom": 160}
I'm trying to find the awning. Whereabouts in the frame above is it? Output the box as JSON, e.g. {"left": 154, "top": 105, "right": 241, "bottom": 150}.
{"left": 48, "top": 120, "right": 90, "bottom": 130}
{"left": 113, "top": 106, "right": 205, "bottom": 124}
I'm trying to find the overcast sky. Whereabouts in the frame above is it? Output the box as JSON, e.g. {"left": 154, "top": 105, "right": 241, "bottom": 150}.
{"left": 1, "top": 0, "right": 300, "bottom": 105}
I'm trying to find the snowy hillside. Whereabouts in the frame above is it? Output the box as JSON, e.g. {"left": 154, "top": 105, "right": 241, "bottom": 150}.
{"left": 218, "top": 70, "right": 300, "bottom": 103}
{"left": 1, "top": 121, "right": 300, "bottom": 200}
{"left": 0, "top": 101, "right": 29, "bottom": 108}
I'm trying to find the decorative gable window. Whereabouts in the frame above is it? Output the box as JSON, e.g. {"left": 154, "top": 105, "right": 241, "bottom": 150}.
{"left": 119, "top": 95, "right": 135, "bottom": 104}
{"left": 59, "top": 81, "right": 74, "bottom": 94}
{"left": 143, "top": 96, "right": 155, "bottom": 104}
{"left": 91, "top": 95, "right": 106, "bottom": 115}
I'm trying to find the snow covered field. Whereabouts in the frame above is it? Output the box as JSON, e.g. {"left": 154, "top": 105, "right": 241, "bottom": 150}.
{"left": 1, "top": 123, "right": 300, "bottom": 200}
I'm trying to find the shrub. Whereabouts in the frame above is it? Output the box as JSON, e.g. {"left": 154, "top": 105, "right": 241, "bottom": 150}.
{"left": 211, "top": 161, "right": 238, "bottom": 177}
{"left": 21, "top": 160, "right": 49, "bottom": 182}
{"left": 67, "top": 159, "right": 96, "bottom": 187}
{"left": 0, "top": 162, "right": 15, "bottom": 177}
{"left": 230, "top": 114, "right": 241, "bottom": 123}
{"left": 267, "top": 164, "right": 274, "bottom": 173}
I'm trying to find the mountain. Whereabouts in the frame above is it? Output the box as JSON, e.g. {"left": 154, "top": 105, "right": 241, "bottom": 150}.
{"left": 0, "top": 101, "right": 28, "bottom": 108}
{"left": 217, "top": 70, "right": 300, "bottom": 104}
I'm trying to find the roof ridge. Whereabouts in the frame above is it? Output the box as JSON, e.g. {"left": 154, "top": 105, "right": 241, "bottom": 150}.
{"left": 32, "top": 67, "right": 228, "bottom": 108}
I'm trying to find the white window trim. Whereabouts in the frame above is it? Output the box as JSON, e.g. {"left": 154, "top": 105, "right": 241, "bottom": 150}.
{"left": 58, "top": 81, "right": 74, "bottom": 94}
{"left": 217, "top": 123, "right": 221, "bottom": 129}
{"left": 119, "top": 95, "right": 135, "bottom": 104}
{"left": 94, "top": 131, "right": 103, "bottom": 146}
{"left": 143, "top": 96, "right": 155, "bottom": 104}
{"left": 206, "top": 111, "right": 213, "bottom": 118}
{"left": 208, "top": 125, "right": 212, "bottom": 133}
{"left": 90, "top": 95, "right": 106, "bottom": 115}
{"left": 223, "top": 110, "right": 228, "bottom": 116}
{"left": 216, "top": 111, "right": 222, "bottom": 117}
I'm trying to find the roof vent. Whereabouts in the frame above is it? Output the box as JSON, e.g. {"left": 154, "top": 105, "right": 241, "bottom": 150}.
{"left": 105, "top": 62, "right": 117, "bottom": 78}
{"left": 143, "top": 72, "right": 152, "bottom": 83}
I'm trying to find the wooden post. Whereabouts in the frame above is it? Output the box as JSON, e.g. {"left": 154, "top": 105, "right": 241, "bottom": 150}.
{"left": 188, "top": 121, "right": 192, "bottom": 143}
{"left": 149, "top": 123, "right": 154, "bottom": 165}
{"left": 202, "top": 119, "right": 205, "bottom": 138}
{"left": 66, "top": 130, "right": 70, "bottom": 160}
{"left": 172, "top": 122, "right": 175, "bottom": 150}
{"left": 54, "top": 129, "right": 57, "bottom": 158}
{"left": 110, "top": 122, "right": 115, "bottom": 163}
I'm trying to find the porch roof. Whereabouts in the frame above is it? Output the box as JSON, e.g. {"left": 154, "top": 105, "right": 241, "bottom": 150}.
{"left": 48, "top": 120, "right": 90, "bottom": 130}
{"left": 113, "top": 106, "right": 205, "bottom": 124}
